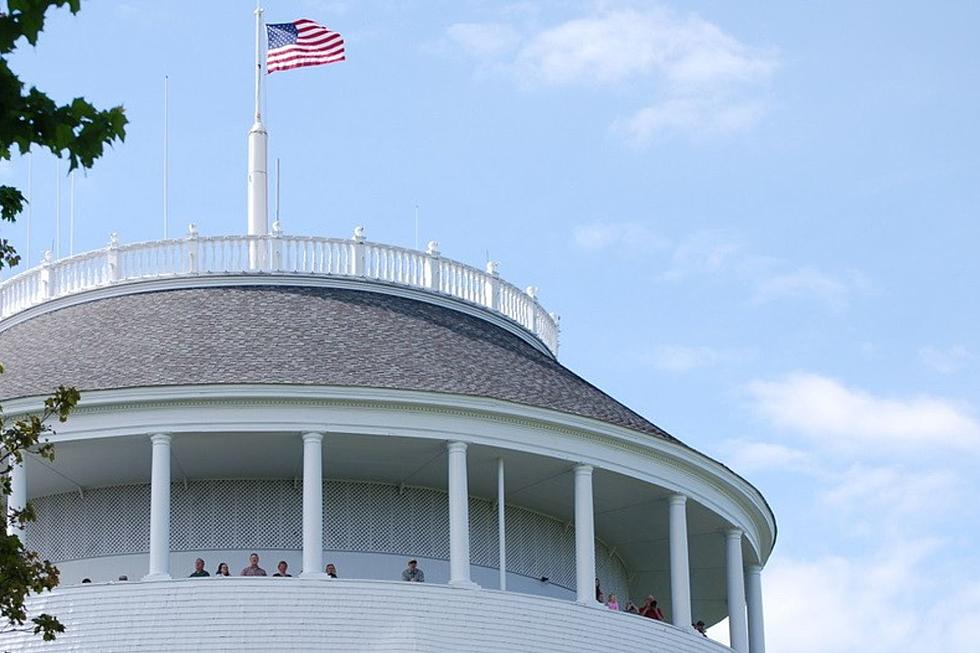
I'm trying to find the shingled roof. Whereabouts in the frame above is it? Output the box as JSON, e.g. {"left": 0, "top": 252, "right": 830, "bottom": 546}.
{"left": 0, "top": 286, "right": 675, "bottom": 441}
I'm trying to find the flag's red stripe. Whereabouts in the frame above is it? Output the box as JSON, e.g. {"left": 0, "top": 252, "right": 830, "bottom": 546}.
{"left": 268, "top": 52, "right": 345, "bottom": 68}
{"left": 268, "top": 49, "right": 345, "bottom": 63}
{"left": 268, "top": 45, "right": 344, "bottom": 63}
{"left": 297, "top": 33, "right": 341, "bottom": 47}
{"left": 297, "top": 25, "right": 330, "bottom": 34}
{"left": 269, "top": 39, "right": 344, "bottom": 56}
{"left": 269, "top": 40, "right": 344, "bottom": 55}
{"left": 268, "top": 56, "right": 346, "bottom": 74}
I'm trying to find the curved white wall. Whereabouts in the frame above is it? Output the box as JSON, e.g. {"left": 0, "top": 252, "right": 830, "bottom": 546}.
{"left": 2, "top": 579, "right": 732, "bottom": 653}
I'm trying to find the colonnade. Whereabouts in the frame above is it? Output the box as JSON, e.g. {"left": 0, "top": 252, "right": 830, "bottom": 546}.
{"left": 6, "top": 434, "right": 767, "bottom": 652}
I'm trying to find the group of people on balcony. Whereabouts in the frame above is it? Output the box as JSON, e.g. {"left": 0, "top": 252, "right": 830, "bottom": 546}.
{"left": 185, "top": 554, "right": 423, "bottom": 582}
{"left": 596, "top": 578, "right": 708, "bottom": 637}
{"left": 596, "top": 578, "right": 664, "bottom": 617}
{"left": 185, "top": 554, "right": 341, "bottom": 578}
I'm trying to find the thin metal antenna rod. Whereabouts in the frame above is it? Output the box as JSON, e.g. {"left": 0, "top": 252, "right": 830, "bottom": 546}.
{"left": 69, "top": 168, "right": 75, "bottom": 255}
{"left": 276, "top": 157, "right": 280, "bottom": 223}
{"left": 164, "top": 75, "right": 169, "bottom": 239}
{"left": 55, "top": 160, "right": 60, "bottom": 259}
{"left": 26, "top": 151, "right": 32, "bottom": 267}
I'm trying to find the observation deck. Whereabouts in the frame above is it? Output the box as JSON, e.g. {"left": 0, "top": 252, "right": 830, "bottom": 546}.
{"left": 0, "top": 229, "right": 773, "bottom": 653}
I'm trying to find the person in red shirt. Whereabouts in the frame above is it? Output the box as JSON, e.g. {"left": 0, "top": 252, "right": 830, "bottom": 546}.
{"left": 639, "top": 595, "right": 665, "bottom": 620}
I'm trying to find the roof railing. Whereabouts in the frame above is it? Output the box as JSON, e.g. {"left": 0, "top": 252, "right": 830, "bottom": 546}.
{"left": 0, "top": 226, "right": 560, "bottom": 356}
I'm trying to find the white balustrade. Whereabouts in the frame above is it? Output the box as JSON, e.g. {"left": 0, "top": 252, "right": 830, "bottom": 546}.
{"left": 0, "top": 233, "right": 560, "bottom": 355}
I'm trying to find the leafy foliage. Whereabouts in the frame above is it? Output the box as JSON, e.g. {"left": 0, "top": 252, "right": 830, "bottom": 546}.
{"left": 1, "top": 385, "right": 78, "bottom": 641}
{"left": 0, "top": 0, "right": 127, "bottom": 270}
{"left": 1, "top": 0, "right": 127, "bottom": 643}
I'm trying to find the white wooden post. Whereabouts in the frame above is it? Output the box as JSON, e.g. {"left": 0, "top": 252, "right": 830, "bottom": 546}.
{"left": 40, "top": 250, "right": 54, "bottom": 299}
{"left": 6, "top": 461, "right": 26, "bottom": 541}
{"left": 574, "top": 464, "right": 597, "bottom": 605}
{"left": 746, "top": 564, "right": 767, "bottom": 653}
{"left": 525, "top": 286, "right": 539, "bottom": 334}
{"left": 351, "top": 226, "right": 366, "bottom": 276}
{"left": 270, "top": 220, "right": 283, "bottom": 272}
{"left": 301, "top": 432, "right": 325, "bottom": 577}
{"left": 497, "top": 457, "right": 506, "bottom": 590}
{"left": 668, "top": 494, "right": 693, "bottom": 628}
{"left": 106, "top": 233, "right": 120, "bottom": 283}
{"left": 484, "top": 261, "right": 500, "bottom": 310}
{"left": 726, "top": 528, "right": 750, "bottom": 653}
{"left": 186, "top": 224, "right": 199, "bottom": 274}
{"left": 447, "top": 441, "right": 478, "bottom": 588}
{"left": 424, "top": 240, "right": 441, "bottom": 291}
{"left": 144, "top": 433, "right": 172, "bottom": 581}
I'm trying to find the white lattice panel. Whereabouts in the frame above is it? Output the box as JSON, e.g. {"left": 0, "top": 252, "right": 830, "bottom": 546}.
{"left": 27, "top": 479, "right": 629, "bottom": 597}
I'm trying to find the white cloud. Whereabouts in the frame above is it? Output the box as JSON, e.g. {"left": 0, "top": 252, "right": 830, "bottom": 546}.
{"left": 919, "top": 345, "right": 973, "bottom": 374}
{"left": 446, "top": 8, "right": 776, "bottom": 142}
{"left": 819, "top": 465, "right": 963, "bottom": 536}
{"left": 762, "top": 538, "right": 980, "bottom": 653}
{"left": 574, "top": 225, "right": 865, "bottom": 309}
{"left": 753, "top": 267, "right": 869, "bottom": 308}
{"left": 660, "top": 228, "right": 744, "bottom": 280}
{"left": 616, "top": 96, "right": 767, "bottom": 144}
{"left": 570, "top": 221, "right": 666, "bottom": 252}
{"left": 447, "top": 22, "right": 521, "bottom": 58}
{"left": 720, "top": 439, "right": 813, "bottom": 473}
{"left": 744, "top": 373, "right": 980, "bottom": 453}
{"left": 513, "top": 9, "right": 774, "bottom": 87}
{"left": 645, "top": 344, "right": 752, "bottom": 372}
{"left": 765, "top": 543, "right": 926, "bottom": 652}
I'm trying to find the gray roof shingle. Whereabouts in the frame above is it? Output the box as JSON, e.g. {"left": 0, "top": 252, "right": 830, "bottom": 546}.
{"left": 0, "top": 286, "right": 675, "bottom": 441}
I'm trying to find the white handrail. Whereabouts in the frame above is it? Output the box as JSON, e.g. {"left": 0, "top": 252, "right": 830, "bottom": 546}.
{"left": 0, "top": 232, "right": 560, "bottom": 355}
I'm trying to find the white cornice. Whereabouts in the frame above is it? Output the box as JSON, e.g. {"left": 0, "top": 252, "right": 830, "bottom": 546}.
{"left": 5, "top": 384, "right": 776, "bottom": 563}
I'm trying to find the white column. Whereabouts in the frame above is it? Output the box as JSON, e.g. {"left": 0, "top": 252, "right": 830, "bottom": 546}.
{"left": 301, "top": 432, "right": 325, "bottom": 578}
{"left": 6, "top": 460, "right": 27, "bottom": 541}
{"left": 726, "top": 528, "right": 749, "bottom": 653}
{"left": 145, "top": 433, "right": 172, "bottom": 581}
{"left": 668, "top": 494, "right": 692, "bottom": 628}
{"left": 447, "top": 441, "right": 477, "bottom": 588}
{"left": 746, "top": 564, "right": 767, "bottom": 653}
{"left": 497, "top": 458, "right": 506, "bottom": 590}
{"left": 574, "top": 464, "right": 597, "bottom": 605}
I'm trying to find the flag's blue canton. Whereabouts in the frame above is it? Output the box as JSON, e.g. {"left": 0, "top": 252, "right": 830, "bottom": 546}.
{"left": 267, "top": 23, "right": 298, "bottom": 49}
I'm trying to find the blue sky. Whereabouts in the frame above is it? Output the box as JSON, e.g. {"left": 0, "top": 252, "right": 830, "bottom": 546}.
{"left": 2, "top": 1, "right": 979, "bottom": 650}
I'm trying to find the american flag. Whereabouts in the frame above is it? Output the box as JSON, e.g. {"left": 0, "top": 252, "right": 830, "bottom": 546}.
{"left": 266, "top": 19, "right": 345, "bottom": 74}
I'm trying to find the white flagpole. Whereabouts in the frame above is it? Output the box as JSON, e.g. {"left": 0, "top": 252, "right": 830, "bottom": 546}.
{"left": 69, "top": 168, "right": 75, "bottom": 255}
{"left": 164, "top": 75, "right": 169, "bottom": 239}
{"left": 26, "top": 151, "right": 32, "bottom": 267}
{"left": 55, "top": 160, "right": 60, "bottom": 259}
{"left": 247, "top": 1, "right": 268, "bottom": 239}
{"left": 254, "top": 2, "right": 262, "bottom": 124}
